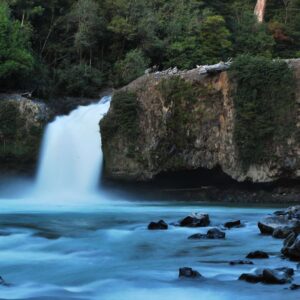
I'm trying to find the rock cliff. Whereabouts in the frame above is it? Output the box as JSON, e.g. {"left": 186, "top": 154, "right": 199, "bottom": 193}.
{"left": 0, "top": 94, "right": 51, "bottom": 174}
{"left": 100, "top": 59, "right": 300, "bottom": 183}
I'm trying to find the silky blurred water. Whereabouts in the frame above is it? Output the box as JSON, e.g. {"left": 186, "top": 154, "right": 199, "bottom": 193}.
{"left": 0, "top": 198, "right": 299, "bottom": 300}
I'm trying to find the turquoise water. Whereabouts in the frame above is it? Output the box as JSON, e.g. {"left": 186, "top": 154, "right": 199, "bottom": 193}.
{"left": 0, "top": 196, "right": 299, "bottom": 300}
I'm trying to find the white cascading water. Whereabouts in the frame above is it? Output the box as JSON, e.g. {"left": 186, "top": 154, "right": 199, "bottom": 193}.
{"left": 35, "top": 96, "right": 111, "bottom": 199}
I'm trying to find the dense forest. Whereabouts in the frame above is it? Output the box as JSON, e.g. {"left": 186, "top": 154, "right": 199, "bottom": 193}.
{"left": 0, "top": 0, "right": 300, "bottom": 98}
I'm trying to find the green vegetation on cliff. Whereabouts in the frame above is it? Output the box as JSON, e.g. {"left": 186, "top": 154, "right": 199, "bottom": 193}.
{"left": 229, "top": 55, "right": 296, "bottom": 168}
{"left": 101, "top": 91, "right": 139, "bottom": 140}
{"left": 158, "top": 77, "right": 198, "bottom": 149}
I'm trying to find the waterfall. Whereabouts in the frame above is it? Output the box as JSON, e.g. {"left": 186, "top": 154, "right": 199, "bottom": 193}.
{"left": 34, "top": 96, "right": 111, "bottom": 198}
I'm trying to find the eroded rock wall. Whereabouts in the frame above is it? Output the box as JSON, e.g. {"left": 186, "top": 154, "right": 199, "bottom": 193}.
{"left": 101, "top": 60, "right": 300, "bottom": 183}
{"left": 0, "top": 94, "right": 51, "bottom": 174}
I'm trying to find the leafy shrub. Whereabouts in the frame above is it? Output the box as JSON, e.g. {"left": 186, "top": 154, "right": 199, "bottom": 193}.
{"left": 229, "top": 55, "right": 296, "bottom": 168}
{"left": 113, "top": 49, "right": 149, "bottom": 87}
{"left": 101, "top": 91, "right": 139, "bottom": 140}
{"left": 55, "top": 64, "right": 103, "bottom": 97}
{"left": 0, "top": 3, "right": 34, "bottom": 89}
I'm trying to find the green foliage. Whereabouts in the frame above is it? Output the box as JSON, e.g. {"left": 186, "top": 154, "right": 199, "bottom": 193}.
{"left": 0, "top": 0, "right": 300, "bottom": 95}
{"left": 55, "top": 64, "right": 103, "bottom": 97}
{"left": 113, "top": 49, "right": 150, "bottom": 87}
{"left": 229, "top": 55, "right": 296, "bottom": 168}
{"left": 101, "top": 91, "right": 139, "bottom": 140}
{"left": 199, "top": 15, "right": 232, "bottom": 64}
{"left": 0, "top": 2, "right": 34, "bottom": 88}
{"left": 233, "top": 11, "right": 275, "bottom": 57}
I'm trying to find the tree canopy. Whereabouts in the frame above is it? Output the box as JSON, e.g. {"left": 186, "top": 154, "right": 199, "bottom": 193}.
{"left": 0, "top": 0, "right": 299, "bottom": 96}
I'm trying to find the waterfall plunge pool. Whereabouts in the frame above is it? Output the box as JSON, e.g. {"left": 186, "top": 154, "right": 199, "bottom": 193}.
{"left": 0, "top": 98, "right": 299, "bottom": 299}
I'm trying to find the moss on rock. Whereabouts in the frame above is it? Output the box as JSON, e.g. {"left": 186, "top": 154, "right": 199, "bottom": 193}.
{"left": 0, "top": 97, "right": 51, "bottom": 174}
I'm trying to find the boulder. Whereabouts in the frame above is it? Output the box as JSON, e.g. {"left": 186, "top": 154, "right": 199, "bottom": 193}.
{"left": 281, "top": 233, "right": 300, "bottom": 261}
{"left": 224, "top": 220, "right": 241, "bottom": 229}
{"left": 0, "top": 95, "right": 52, "bottom": 174}
{"left": 179, "top": 267, "right": 202, "bottom": 279}
{"left": 246, "top": 251, "right": 269, "bottom": 259}
{"left": 290, "top": 283, "right": 300, "bottom": 290}
{"left": 148, "top": 220, "right": 168, "bottom": 230}
{"left": 207, "top": 228, "right": 226, "bottom": 239}
{"left": 229, "top": 260, "right": 254, "bottom": 266}
{"left": 239, "top": 273, "right": 262, "bottom": 283}
{"left": 0, "top": 276, "right": 10, "bottom": 287}
{"left": 258, "top": 206, "right": 300, "bottom": 238}
{"left": 262, "top": 268, "right": 294, "bottom": 284}
{"left": 188, "top": 228, "right": 225, "bottom": 239}
{"left": 239, "top": 267, "right": 294, "bottom": 284}
{"left": 272, "top": 226, "right": 293, "bottom": 239}
{"left": 179, "top": 213, "right": 210, "bottom": 227}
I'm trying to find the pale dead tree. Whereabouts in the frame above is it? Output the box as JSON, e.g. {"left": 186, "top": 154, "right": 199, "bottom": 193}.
{"left": 282, "top": 0, "right": 291, "bottom": 24}
{"left": 254, "top": 0, "right": 267, "bottom": 23}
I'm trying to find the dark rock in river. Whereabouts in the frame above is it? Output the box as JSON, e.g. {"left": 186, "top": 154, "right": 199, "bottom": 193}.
{"left": 272, "top": 226, "right": 293, "bottom": 239}
{"left": 148, "top": 220, "right": 168, "bottom": 230}
{"left": 179, "top": 213, "right": 210, "bottom": 227}
{"left": 207, "top": 228, "right": 226, "bottom": 239}
{"left": 188, "top": 233, "right": 207, "bottom": 239}
{"left": 179, "top": 267, "right": 202, "bottom": 279}
{"left": 281, "top": 232, "right": 300, "bottom": 261}
{"left": 188, "top": 228, "right": 225, "bottom": 240}
{"left": 239, "top": 273, "right": 262, "bottom": 283}
{"left": 224, "top": 220, "right": 241, "bottom": 229}
{"left": 258, "top": 206, "right": 300, "bottom": 238}
{"left": 262, "top": 268, "right": 294, "bottom": 284}
{"left": 0, "top": 276, "right": 10, "bottom": 287}
{"left": 246, "top": 251, "right": 269, "bottom": 259}
{"left": 229, "top": 260, "right": 254, "bottom": 266}
{"left": 290, "top": 283, "right": 300, "bottom": 290}
{"left": 239, "top": 267, "right": 294, "bottom": 284}
{"left": 33, "top": 231, "right": 61, "bottom": 240}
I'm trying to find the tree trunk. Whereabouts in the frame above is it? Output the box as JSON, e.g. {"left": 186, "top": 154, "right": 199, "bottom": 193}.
{"left": 254, "top": 0, "right": 267, "bottom": 23}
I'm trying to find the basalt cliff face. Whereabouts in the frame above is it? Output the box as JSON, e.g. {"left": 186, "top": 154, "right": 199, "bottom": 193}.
{"left": 0, "top": 94, "right": 51, "bottom": 174}
{"left": 101, "top": 59, "right": 300, "bottom": 184}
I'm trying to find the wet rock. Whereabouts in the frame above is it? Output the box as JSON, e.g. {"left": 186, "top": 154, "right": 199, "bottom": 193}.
{"left": 258, "top": 221, "right": 275, "bottom": 235}
{"left": 179, "top": 213, "right": 210, "bottom": 227}
{"left": 258, "top": 206, "right": 300, "bottom": 238}
{"left": 188, "top": 233, "right": 207, "bottom": 239}
{"left": 262, "top": 268, "right": 294, "bottom": 284}
{"left": 281, "top": 233, "right": 300, "bottom": 261}
{"left": 207, "top": 228, "right": 225, "bottom": 239}
{"left": 148, "top": 220, "right": 168, "bottom": 230}
{"left": 33, "top": 231, "right": 61, "bottom": 240}
{"left": 246, "top": 251, "right": 269, "bottom": 259}
{"left": 188, "top": 228, "right": 225, "bottom": 239}
{"left": 272, "top": 226, "right": 293, "bottom": 239}
{"left": 290, "top": 283, "right": 300, "bottom": 290}
{"left": 239, "top": 268, "right": 294, "bottom": 284}
{"left": 239, "top": 273, "right": 262, "bottom": 283}
{"left": 0, "top": 276, "right": 10, "bottom": 287}
{"left": 229, "top": 260, "right": 254, "bottom": 266}
{"left": 224, "top": 220, "right": 241, "bottom": 229}
{"left": 179, "top": 267, "right": 202, "bottom": 278}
